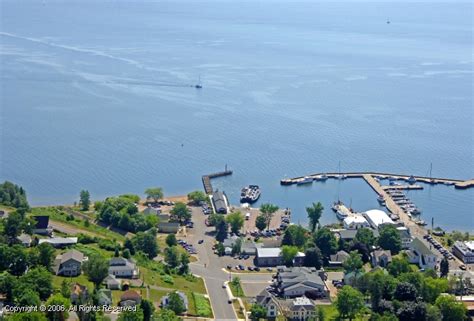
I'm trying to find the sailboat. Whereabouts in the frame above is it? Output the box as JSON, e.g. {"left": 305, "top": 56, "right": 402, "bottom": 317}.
{"left": 195, "top": 75, "right": 202, "bottom": 89}
{"left": 335, "top": 161, "right": 347, "bottom": 180}
{"left": 428, "top": 163, "right": 436, "bottom": 184}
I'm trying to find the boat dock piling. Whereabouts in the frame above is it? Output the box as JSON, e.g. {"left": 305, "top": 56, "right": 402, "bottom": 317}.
{"left": 202, "top": 167, "right": 233, "bottom": 194}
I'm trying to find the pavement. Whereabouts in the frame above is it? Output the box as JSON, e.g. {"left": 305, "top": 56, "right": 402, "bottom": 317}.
{"left": 186, "top": 206, "right": 271, "bottom": 320}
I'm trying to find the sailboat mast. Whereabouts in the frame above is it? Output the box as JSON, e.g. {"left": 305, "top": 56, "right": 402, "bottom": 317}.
{"left": 430, "top": 163, "right": 433, "bottom": 179}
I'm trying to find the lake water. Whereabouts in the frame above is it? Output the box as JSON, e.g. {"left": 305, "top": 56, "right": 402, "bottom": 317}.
{"left": 1, "top": 0, "right": 472, "bottom": 231}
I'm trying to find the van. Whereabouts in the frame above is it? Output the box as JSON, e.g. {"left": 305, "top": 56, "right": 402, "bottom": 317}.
{"left": 245, "top": 213, "right": 250, "bottom": 220}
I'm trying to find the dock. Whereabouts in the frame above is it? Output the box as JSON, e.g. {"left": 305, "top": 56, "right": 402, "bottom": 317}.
{"left": 202, "top": 166, "right": 233, "bottom": 194}
{"left": 280, "top": 171, "right": 473, "bottom": 189}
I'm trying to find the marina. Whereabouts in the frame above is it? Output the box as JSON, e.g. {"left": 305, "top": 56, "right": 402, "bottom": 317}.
{"left": 202, "top": 166, "right": 233, "bottom": 194}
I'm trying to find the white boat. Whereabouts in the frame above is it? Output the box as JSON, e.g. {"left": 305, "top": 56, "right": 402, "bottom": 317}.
{"left": 315, "top": 173, "right": 328, "bottom": 181}
{"left": 297, "top": 176, "right": 313, "bottom": 185}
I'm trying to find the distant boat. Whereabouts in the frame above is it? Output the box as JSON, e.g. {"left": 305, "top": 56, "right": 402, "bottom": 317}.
{"left": 377, "top": 194, "right": 386, "bottom": 205}
{"left": 387, "top": 18, "right": 391, "bottom": 24}
{"left": 408, "top": 175, "right": 416, "bottom": 185}
{"left": 314, "top": 173, "right": 328, "bottom": 181}
{"left": 195, "top": 75, "right": 202, "bottom": 89}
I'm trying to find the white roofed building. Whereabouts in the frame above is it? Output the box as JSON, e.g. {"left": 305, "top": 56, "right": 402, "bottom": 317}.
{"left": 343, "top": 214, "right": 370, "bottom": 230}
{"left": 363, "top": 209, "right": 394, "bottom": 229}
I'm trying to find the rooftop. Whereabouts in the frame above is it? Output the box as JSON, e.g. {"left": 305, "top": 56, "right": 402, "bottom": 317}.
{"left": 363, "top": 209, "right": 394, "bottom": 227}
{"left": 257, "top": 247, "right": 281, "bottom": 258}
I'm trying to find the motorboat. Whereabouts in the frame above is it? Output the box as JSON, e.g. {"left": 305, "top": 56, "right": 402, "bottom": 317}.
{"left": 297, "top": 176, "right": 313, "bottom": 185}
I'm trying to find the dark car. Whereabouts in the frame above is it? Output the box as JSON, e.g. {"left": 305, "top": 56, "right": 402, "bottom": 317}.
{"left": 247, "top": 266, "right": 253, "bottom": 271}
{"left": 254, "top": 267, "right": 260, "bottom": 272}
{"left": 198, "top": 239, "right": 204, "bottom": 244}
{"left": 238, "top": 265, "right": 245, "bottom": 270}
{"left": 227, "top": 265, "right": 232, "bottom": 270}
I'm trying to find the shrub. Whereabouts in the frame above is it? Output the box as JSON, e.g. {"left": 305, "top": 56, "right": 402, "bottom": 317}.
{"left": 161, "top": 275, "right": 174, "bottom": 284}
{"left": 193, "top": 293, "right": 212, "bottom": 317}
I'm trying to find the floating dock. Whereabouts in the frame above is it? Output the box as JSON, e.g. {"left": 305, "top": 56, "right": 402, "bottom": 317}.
{"left": 280, "top": 172, "right": 473, "bottom": 189}
{"left": 202, "top": 167, "right": 233, "bottom": 194}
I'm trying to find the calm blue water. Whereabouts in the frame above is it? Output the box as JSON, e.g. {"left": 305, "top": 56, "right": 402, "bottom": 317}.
{"left": 1, "top": 0, "right": 473, "bottom": 231}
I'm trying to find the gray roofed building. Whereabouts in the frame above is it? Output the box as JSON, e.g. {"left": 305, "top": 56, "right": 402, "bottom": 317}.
{"left": 255, "top": 289, "right": 281, "bottom": 318}
{"left": 284, "top": 296, "right": 316, "bottom": 321}
{"left": 161, "top": 291, "right": 189, "bottom": 312}
{"left": 104, "top": 274, "right": 121, "bottom": 290}
{"left": 406, "top": 238, "right": 437, "bottom": 269}
{"left": 329, "top": 250, "right": 350, "bottom": 266}
{"left": 241, "top": 240, "right": 263, "bottom": 255}
{"left": 17, "top": 233, "right": 32, "bottom": 247}
{"left": 212, "top": 190, "right": 227, "bottom": 214}
{"left": 157, "top": 222, "right": 180, "bottom": 233}
{"left": 39, "top": 237, "right": 78, "bottom": 248}
{"left": 222, "top": 235, "right": 240, "bottom": 248}
{"left": 53, "top": 249, "right": 85, "bottom": 276}
{"left": 397, "top": 227, "right": 412, "bottom": 249}
{"left": 109, "top": 257, "right": 139, "bottom": 279}
{"left": 371, "top": 250, "right": 392, "bottom": 268}
{"left": 274, "top": 267, "right": 328, "bottom": 299}
{"left": 453, "top": 241, "right": 474, "bottom": 264}
{"left": 97, "top": 289, "right": 112, "bottom": 306}
{"left": 143, "top": 206, "right": 161, "bottom": 215}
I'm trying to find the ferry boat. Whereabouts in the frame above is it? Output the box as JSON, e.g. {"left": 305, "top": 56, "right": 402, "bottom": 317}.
{"left": 240, "top": 185, "right": 261, "bottom": 203}
{"left": 415, "top": 219, "right": 427, "bottom": 226}
{"left": 297, "top": 176, "right": 313, "bottom": 185}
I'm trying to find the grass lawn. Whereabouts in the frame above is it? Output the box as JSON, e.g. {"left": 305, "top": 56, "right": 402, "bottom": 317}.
{"left": 233, "top": 300, "right": 245, "bottom": 319}
{"left": 229, "top": 280, "right": 245, "bottom": 297}
{"left": 317, "top": 304, "right": 339, "bottom": 321}
{"left": 52, "top": 274, "right": 94, "bottom": 293}
{"left": 140, "top": 267, "right": 206, "bottom": 294}
{"left": 191, "top": 292, "right": 212, "bottom": 317}
{"left": 31, "top": 207, "right": 126, "bottom": 242}
{"left": 148, "top": 288, "right": 169, "bottom": 307}
{"left": 72, "top": 243, "right": 115, "bottom": 259}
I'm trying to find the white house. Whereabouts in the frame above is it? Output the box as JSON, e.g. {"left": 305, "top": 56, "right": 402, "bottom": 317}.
{"left": 343, "top": 214, "right": 370, "bottom": 230}
{"left": 108, "top": 257, "right": 139, "bottom": 278}
{"left": 407, "top": 238, "right": 437, "bottom": 270}
{"left": 285, "top": 296, "right": 317, "bottom": 321}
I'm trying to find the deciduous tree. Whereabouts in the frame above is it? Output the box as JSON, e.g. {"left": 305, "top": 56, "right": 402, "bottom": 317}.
{"left": 336, "top": 285, "right": 365, "bottom": 321}
{"left": 259, "top": 203, "right": 279, "bottom": 230}
{"left": 378, "top": 225, "right": 402, "bottom": 254}
{"left": 303, "top": 247, "right": 323, "bottom": 269}
{"left": 226, "top": 211, "right": 244, "bottom": 234}
{"left": 255, "top": 215, "right": 266, "bottom": 232}
{"left": 170, "top": 202, "right": 191, "bottom": 224}
{"left": 79, "top": 190, "right": 91, "bottom": 211}
{"left": 82, "top": 254, "right": 109, "bottom": 288}
{"left": 145, "top": 187, "right": 164, "bottom": 203}
{"left": 306, "top": 202, "right": 324, "bottom": 232}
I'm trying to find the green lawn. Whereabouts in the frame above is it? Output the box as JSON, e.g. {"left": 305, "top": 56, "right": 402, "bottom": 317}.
{"left": 229, "top": 280, "right": 245, "bottom": 297}
{"left": 192, "top": 292, "right": 212, "bottom": 317}
{"left": 52, "top": 274, "right": 94, "bottom": 293}
{"left": 31, "top": 207, "right": 126, "bottom": 242}
{"left": 72, "top": 243, "right": 115, "bottom": 259}
{"left": 140, "top": 267, "right": 206, "bottom": 294}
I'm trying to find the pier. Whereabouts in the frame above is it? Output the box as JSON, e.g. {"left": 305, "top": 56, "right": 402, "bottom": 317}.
{"left": 280, "top": 171, "right": 473, "bottom": 189}
{"left": 202, "top": 166, "right": 233, "bottom": 194}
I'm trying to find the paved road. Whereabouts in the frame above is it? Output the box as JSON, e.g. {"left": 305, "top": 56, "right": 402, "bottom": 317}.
{"left": 187, "top": 206, "right": 272, "bottom": 320}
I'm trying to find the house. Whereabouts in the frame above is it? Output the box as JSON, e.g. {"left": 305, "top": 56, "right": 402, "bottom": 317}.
{"left": 274, "top": 267, "right": 328, "bottom": 299}
{"left": 397, "top": 227, "right": 412, "bottom": 249}
{"left": 329, "top": 250, "right": 350, "bottom": 267}
{"left": 53, "top": 250, "right": 85, "bottom": 276}
{"left": 335, "top": 228, "right": 379, "bottom": 242}
{"left": 255, "top": 289, "right": 280, "bottom": 318}
{"left": 241, "top": 241, "right": 263, "bottom": 255}
{"left": 97, "top": 289, "right": 112, "bottom": 306}
{"left": 453, "top": 241, "right": 474, "bottom": 264}
{"left": 344, "top": 270, "right": 365, "bottom": 287}
{"left": 104, "top": 274, "right": 121, "bottom": 290}
{"left": 363, "top": 210, "right": 394, "bottom": 230}
{"left": 407, "top": 238, "right": 437, "bottom": 269}
{"left": 108, "top": 257, "right": 139, "bottom": 279}
{"left": 223, "top": 235, "right": 240, "bottom": 249}
{"left": 32, "top": 216, "right": 53, "bottom": 235}
{"left": 160, "top": 291, "right": 189, "bottom": 312}
{"left": 39, "top": 237, "right": 78, "bottom": 248}
{"left": 119, "top": 290, "right": 141, "bottom": 307}
{"left": 157, "top": 222, "right": 180, "bottom": 233}
{"left": 157, "top": 213, "right": 171, "bottom": 221}
{"left": 284, "top": 296, "right": 317, "bottom": 321}
{"left": 70, "top": 283, "right": 88, "bottom": 305}
{"left": 343, "top": 214, "right": 370, "bottom": 230}
{"left": 212, "top": 190, "right": 228, "bottom": 214}
{"left": 17, "top": 233, "right": 32, "bottom": 247}
{"left": 371, "top": 250, "right": 392, "bottom": 268}
{"left": 143, "top": 206, "right": 161, "bottom": 215}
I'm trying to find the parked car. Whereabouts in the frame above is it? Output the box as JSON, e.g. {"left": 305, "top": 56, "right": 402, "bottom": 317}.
{"left": 254, "top": 267, "right": 260, "bottom": 272}
{"left": 198, "top": 239, "right": 204, "bottom": 244}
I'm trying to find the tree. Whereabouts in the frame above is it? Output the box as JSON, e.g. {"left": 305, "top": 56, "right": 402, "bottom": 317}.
{"left": 355, "top": 228, "right": 376, "bottom": 249}
{"left": 17, "top": 267, "right": 53, "bottom": 301}
{"left": 165, "top": 246, "right": 181, "bottom": 269}
{"left": 0, "top": 181, "right": 30, "bottom": 212}
{"left": 145, "top": 187, "right": 164, "bottom": 203}
{"left": 344, "top": 251, "right": 363, "bottom": 274}
{"left": 394, "top": 282, "right": 418, "bottom": 301}
{"left": 368, "top": 270, "right": 397, "bottom": 311}
{"left": 79, "top": 190, "right": 91, "bottom": 211}
{"left": 306, "top": 202, "right": 324, "bottom": 232}
{"left": 156, "top": 309, "right": 181, "bottom": 321}
{"left": 435, "top": 294, "right": 467, "bottom": 321}
{"left": 426, "top": 304, "right": 442, "bottom": 321}
{"left": 0, "top": 272, "right": 17, "bottom": 303}
{"left": 378, "top": 225, "right": 402, "bottom": 254}
{"left": 4, "top": 212, "right": 25, "bottom": 242}
{"left": 422, "top": 277, "right": 449, "bottom": 304}
{"left": 255, "top": 215, "right": 267, "bottom": 231}
{"left": 208, "top": 213, "right": 224, "bottom": 226}
{"left": 387, "top": 255, "right": 411, "bottom": 277}
{"left": 167, "top": 292, "right": 186, "bottom": 315}
{"left": 124, "top": 239, "right": 135, "bottom": 255}
{"left": 46, "top": 293, "right": 71, "bottom": 321}
{"left": 117, "top": 307, "right": 144, "bottom": 321}
{"left": 140, "top": 299, "right": 155, "bottom": 321}
{"left": 82, "top": 254, "right": 109, "bottom": 287}
{"left": 281, "top": 245, "right": 299, "bottom": 266}
{"left": 179, "top": 252, "right": 190, "bottom": 275}
{"left": 5, "top": 312, "right": 48, "bottom": 321}
{"left": 132, "top": 230, "right": 159, "bottom": 259}
{"left": 8, "top": 244, "right": 29, "bottom": 275}
{"left": 226, "top": 211, "right": 244, "bottom": 234}
{"left": 281, "top": 225, "right": 307, "bottom": 248}
{"left": 303, "top": 247, "right": 323, "bottom": 269}
{"left": 166, "top": 234, "right": 178, "bottom": 247}
{"left": 440, "top": 257, "right": 449, "bottom": 278}
{"left": 396, "top": 301, "right": 427, "bottom": 321}
{"left": 232, "top": 238, "right": 242, "bottom": 255}
{"left": 170, "top": 202, "right": 191, "bottom": 224}
{"left": 336, "top": 285, "right": 365, "bottom": 321}
{"left": 259, "top": 203, "right": 279, "bottom": 229}
{"left": 123, "top": 248, "right": 131, "bottom": 259}
{"left": 60, "top": 279, "right": 71, "bottom": 298}
{"left": 215, "top": 219, "right": 228, "bottom": 242}
{"left": 187, "top": 190, "right": 207, "bottom": 205}
{"left": 215, "top": 242, "right": 225, "bottom": 256}
{"left": 16, "top": 288, "right": 41, "bottom": 307}
{"left": 250, "top": 304, "right": 267, "bottom": 320}
{"left": 349, "top": 241, "right": 371, "bottom": 263}
{"left": 314, "top": 227, "right": 338, "bottom": 259}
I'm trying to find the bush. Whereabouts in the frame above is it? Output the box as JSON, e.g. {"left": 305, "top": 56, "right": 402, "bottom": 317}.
{"left": 77, "top": 234, "right": 97, "bottom": 244}
{"left": 161, "top": 275, "right": 174, "bottom": 284}
{"left": 98, "top": 238, "right": 118, "bottom": 251}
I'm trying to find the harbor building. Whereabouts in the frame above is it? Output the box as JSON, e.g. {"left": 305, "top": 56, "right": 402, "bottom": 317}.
{"left": 343, "top": 214, "right": 370, "bottom": 230}
{"left": 212, "top": 190, "right": 228, "bottom": 214}
{"left": 453, "top": 241, "right": 474, "bottom": 264}
{"left": 363, "top": 209, "right": 394, "bottom": 230}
